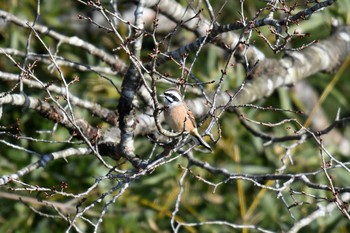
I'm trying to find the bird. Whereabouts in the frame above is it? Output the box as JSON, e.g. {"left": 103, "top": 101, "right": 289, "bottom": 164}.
{"left": 160, "top": 88, "right": 212, "bottom": 152}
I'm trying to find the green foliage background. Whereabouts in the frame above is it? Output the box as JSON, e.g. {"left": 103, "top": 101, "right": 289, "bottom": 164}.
{"left": 0, "top": 0, "right": 350, "bottom": 232}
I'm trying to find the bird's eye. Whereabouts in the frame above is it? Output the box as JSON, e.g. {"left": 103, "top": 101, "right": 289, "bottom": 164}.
{"left": 165, "top": 96, "right": 173, "bottom": 103}
{"left": 165, "top": 93, "right": 180, "bottom": 102}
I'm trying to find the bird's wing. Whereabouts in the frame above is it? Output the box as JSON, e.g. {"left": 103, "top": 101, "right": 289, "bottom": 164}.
{"left": 187, "top": 108, "right": 197, "bottom": 128}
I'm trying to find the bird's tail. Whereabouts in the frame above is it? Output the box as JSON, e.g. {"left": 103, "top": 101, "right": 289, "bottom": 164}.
{"left": 191, "top": 129, "right": 212, "bottom": 152}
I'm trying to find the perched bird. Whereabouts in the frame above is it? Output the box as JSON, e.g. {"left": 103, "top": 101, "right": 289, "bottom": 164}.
{"left": 160, "top": 88, "right": 212, "bottom": 152}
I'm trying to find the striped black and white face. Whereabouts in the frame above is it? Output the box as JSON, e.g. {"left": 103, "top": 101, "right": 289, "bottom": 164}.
{"left": 162, "top": 89, "right": 183, "bottom": 106}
